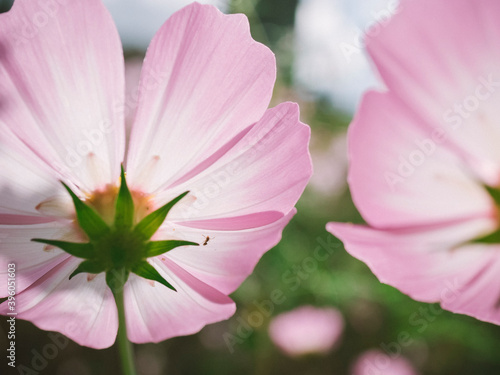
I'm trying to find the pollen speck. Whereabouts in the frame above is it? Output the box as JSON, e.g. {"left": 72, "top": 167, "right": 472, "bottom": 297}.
{"left": 87, "top": 274, "right": 97, "bottom": 282}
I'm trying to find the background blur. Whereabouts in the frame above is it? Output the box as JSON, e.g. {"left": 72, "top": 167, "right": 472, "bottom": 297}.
{"left": 1, "top": 0, "right": 500, "bottom": 374}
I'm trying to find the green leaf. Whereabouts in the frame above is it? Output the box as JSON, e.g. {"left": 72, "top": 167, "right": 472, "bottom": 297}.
{"left": 62, "top": 182, "right": 110, "bottom": 240}
{"left": 114, "top": 165, "right": 134, "bottom": 229}
{"left": 132, "top": 261, "right": 176, "bottom": 291}
{"left": 32, "top": 239, "right": 95, "bottom": 259}
{"left": 69, "top": 260, "right": 106, "bottom": 280}
{"left": 133, "top": 191, "right": 189, "bottom": 241}
{"left": 145, "top": 240, "right": 199, "bottom": 258}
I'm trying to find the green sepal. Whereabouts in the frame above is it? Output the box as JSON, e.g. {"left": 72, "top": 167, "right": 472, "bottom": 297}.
{"left": 114, "top": 165, "right": 134, "bottom": 229}
{"left": 133, "top": 191, "right": 189, "bottom": 241}
{"left": 132, "top": 261, "right": 176, "bottom": 291}
{"left": 467, "top": 229, "right": 500, "bottom": 245}
{"left": 484, "top": 184, "right": 500, "bottom": 207}
{"left": 32, "top": 238, "right": 95, "bottom": 259}
{"left": 465, "top": 185, "right": 500, "bottom": 245}
{"left": 62, "top": 182, "right": 110, "bottom": 240}
{"left": 69, "top": 260, "right": 106, "bottom": 280}
{"left": 145, "top": 240, "right": 199, "bottom": 258}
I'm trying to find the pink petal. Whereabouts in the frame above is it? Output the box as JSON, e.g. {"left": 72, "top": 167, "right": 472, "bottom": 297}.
{"left": 352, "top": 350, "right": 418, "bottom": 375}
{"left": 0, "top": 222, "right": 73, "bottom": 296}
{"left": 367, "top": 0, "right": 500, "bottom": 184}
{"left": 124, "top": 258, "right": 235, "bottom": 343}
{"left": 159, "top": 103, "right": 312, "bottom": 221}
{"left": 327, "top": 220, "right": 500, "bottom": 325}
{"left": 348, "top": 91, "right": 493, "bottom": 228}
{"left": 126, "top": 3, "right": 277, "bottom": 193}
{"left": 0, "top": 0, "right": 125, "bottom": 192}
{"left": 0, "top": 125, "right": 64, "bottom": 217}
{"left": 0, "top": 257, "right": 118, "bottom": 349}
{"left": 123, "top": 58, "right": 144, "bottom": 144}
{"left": 157, "top": 209, "right": 296, "bottom": 294}
{"left": 268, "top": 306, "right": 344, "bottom": 357}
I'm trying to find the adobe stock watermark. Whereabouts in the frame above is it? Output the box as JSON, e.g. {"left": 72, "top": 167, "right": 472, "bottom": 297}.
{"left": 363, "top": 278, "right": 463, "bottom": 374}
{"left": 9, "top": 282, "right": 101, "bottom": 374}
{"left": 222, "top": 234, "right": 340, "bottom": 353}
{"left": 176, "top": 109, "right": 293, "bottom": 221}
{"left": 6, "top": 0, "right": 71, "bottom": 46}
{"left": 6, "top": 262, "right": 16, "bottom": 369}
{"left": 385, "top": 74, "right": 500, "bottom": 191}
{"left": 62, "top": 65, "right": 168, "bottom": 174}
{"left": 339, "top": 0, "right": 401, "bottom": 63}
{"left": 15, "top": 332, "right": 69, "bottom": 375}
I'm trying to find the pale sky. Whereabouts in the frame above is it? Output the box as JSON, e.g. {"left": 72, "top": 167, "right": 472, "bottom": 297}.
{"left": 102, "top": 0, "right": 227, "bottom": 49}
{"left": 294, "top": 0, "right": 399, "bottom": 112}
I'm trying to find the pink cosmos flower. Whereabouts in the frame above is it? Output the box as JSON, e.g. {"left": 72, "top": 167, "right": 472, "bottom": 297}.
{"left": 328, "top": 0, "right": 500, "bottom": 325}
{"left": 268, "top": 306, "right": 344, "bottom": 356}
{"left": 352, "top": 350, "right": 418, "bottom": 375}
{"left": 0, "top": 0, "right": 312, "bottom": 349}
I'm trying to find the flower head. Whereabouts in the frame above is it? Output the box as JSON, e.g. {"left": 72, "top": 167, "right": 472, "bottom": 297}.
{"left": 352, "top": 350, "right": 418, "bottom": 375}
{"left": 0, "top": 0, "right": 312, "bottom": 348}
{"left": 328, "top": 0, "right": 500, "bottom": 325}
{"left": 268, "top": 305, "right": 344, "bottom": 357}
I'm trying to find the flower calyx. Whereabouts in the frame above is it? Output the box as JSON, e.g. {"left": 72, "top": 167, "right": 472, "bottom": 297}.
{"left": 32, "top": 166, "right": 197, "bottom": 293}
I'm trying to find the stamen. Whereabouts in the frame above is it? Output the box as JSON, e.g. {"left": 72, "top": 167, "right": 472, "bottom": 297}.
{"left": 36, "top": 195, "right": 74, "bottom": 219}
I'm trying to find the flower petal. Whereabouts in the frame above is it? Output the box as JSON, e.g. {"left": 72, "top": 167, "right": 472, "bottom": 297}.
{"left": 156, "top": 209, "right": 296, "bottom": 294}
{"left": 157, "top": 103, "right": 312, "bottom": 221}
{"left": 327, "top": 219, "right": 500, "bottom": 325}
{"left": 124, "top": 258, "right": 235, "bottom": 343}
{"left": 0, "top": 222, "right": 73, "bottom": 295}
{"left": 0, "top": 0, "right": 125, "bottom": 192}
{"left": 367, "top": 0, "right": 500, "bottom": 184}
{"left": 0, "top": 257, "right": 118, "bottom": 349}
{"left": 126, "top": 3, "right": 276, "bottom": 193}
{"left": 348, "top": 91, "right": 493, "bottom": 228}
{"left": 0, "top": 125, "right": 66, "bottom": 218}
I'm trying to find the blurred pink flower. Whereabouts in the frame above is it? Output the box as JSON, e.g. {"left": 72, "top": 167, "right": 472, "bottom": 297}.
{"left": 0, "top": 1, "right": 312, "bottom": 348}
{"left": 309, "top": 131, "right": 348, "bottom": 196}
{"left": 328, "top": 0, "right": 500, "bottom": 325}
{"left": 352, "top": 350, "right": 418, "bottom": 375}
{"left": 268, "top": 306, "right": 344, "bottom": 357}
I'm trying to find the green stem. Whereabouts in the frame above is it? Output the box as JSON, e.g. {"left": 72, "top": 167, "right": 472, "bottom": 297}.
{"left": 113, "top": 281, "right": 137, "bottom": 375}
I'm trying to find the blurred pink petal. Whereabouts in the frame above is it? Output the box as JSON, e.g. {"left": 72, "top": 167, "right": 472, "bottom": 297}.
{"left": 309, "top": 131, "right": 347, "bottom": 196}
{"left": 328, "top": 0, "right": 500, "bottom": 325}
{"left": 352, "top": 350, "right": 418, "bottom": 375}
{"left": 0, "top": 1, "right": 312, "bottom": 348}
{"left": 268, "top": 306, "right": 344, "bottom": 357}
